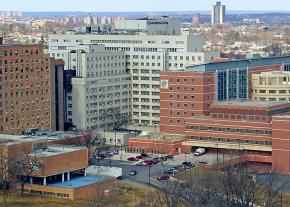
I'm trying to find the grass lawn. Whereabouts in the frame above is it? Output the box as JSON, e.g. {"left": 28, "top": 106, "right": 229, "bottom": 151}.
{"left": 0, "top": 180, "right": 154, "bottom": 207}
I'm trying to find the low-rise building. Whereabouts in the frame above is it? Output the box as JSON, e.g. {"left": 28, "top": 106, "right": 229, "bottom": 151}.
{"left": 0, "top": 134, "right": 116, "bottom": 200}
{"left": 128, "top": 133, "right": 187, "bottom": 155}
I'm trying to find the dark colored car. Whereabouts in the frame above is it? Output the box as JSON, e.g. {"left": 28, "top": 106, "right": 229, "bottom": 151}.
{"left": 182, "top": 161, "right": 193, "bottom": 167}
{"left": 128, "top": 157, "right": 139, "bottom": 161}
{"left": 141, "top": 153, "right": 149, "bottom": 158}
{"left": 165, "top": 155, "right": 174, "bottom": 160}
{"left": 157, "top": 175, "right": 170, "bottom": 181}
{"left": 136, "top": 155, "right": 143, "bottom": 160}
{"left": 153, "top": 157, "right": 161, "bottom": 163}
{"left": 95, "top": 154, "right": 105, "bottom": 159}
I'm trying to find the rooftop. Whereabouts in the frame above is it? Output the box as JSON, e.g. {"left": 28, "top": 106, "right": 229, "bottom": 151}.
{"left": 34, "top": 146, "right": 86, "bottom": 157}
{"left": 135, "top": 133, "right": 185, "bottom": 141}
{"left": 48, "top": 176, "right": 112, "bottom": 189}
{"left": 186, "top": 55, "right": 290, "bottom": 72}
{"left": 213, "top": 101, "right": 289, "bottom": 107}
{"left": 0, "top": 131, "right": 83, "bottom": 143}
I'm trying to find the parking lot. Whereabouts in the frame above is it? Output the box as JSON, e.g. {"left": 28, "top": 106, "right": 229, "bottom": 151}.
{"left": 93, "top": 150, "right": 237, "bottom": 187}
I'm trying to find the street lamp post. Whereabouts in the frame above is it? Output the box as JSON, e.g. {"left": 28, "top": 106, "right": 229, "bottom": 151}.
{"left": 216, "top": 142, "right": 219, "bottom": 166}
{"left": 148, "top": 165, "right": 152, "bottom": 187}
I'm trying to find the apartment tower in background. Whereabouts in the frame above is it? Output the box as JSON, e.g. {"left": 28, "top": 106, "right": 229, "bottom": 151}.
{"left": 211, "top": 1, "right": 226, "bottom": 24}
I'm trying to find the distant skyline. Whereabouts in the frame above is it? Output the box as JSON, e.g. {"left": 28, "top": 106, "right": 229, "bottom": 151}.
{"left": 2, "top": 0, "right": 290, "bottom": 12}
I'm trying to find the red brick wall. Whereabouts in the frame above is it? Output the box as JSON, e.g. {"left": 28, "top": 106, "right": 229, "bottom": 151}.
{"left": 272, "top": 116, "right": 290, "bottom": 174}
{"left": 0, "top": 44, "right": 52, "bottom": 134}
{"left": 160, "top": 71, "right": 215, "bottom": 134}
{"left": 129, "top": 138, "right": 188, "bottom": 155}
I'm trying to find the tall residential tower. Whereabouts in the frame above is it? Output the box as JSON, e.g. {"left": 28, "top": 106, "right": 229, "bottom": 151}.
{"left": 211, "top": 1, "right": 226, "bottom": 24}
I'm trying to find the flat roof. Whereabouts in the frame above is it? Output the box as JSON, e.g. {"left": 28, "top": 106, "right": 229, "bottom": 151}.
{"left": 34, "top": 146, "right": 86, "bottom": 157}
{"left": 0, "top": 134, "right": 48, "bottom": 144}
{"left": 48, "top": 176, "right": 112, "bottom": 189}
{"left": 135, "top": 133, "right": 185, "bottom": 141}
{"left": 186, "top": 56, "right": 290, "bottom": 72}
{"left": 212, "top": 101, "right": 289, "bottom": 107}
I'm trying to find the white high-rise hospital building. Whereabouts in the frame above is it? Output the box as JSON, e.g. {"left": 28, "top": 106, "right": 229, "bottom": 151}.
{"left": 48, "top": 29, "right": 219, "bottom": 128}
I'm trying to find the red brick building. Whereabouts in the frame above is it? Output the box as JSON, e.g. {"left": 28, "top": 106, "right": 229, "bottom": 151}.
{"left": 159, "top": 58, "right": 290, "bottom": 174}
{"left": 128, "top": 134, "right": 188, "bottom": 155}
{"left": 0, "top": 43, "right": 58, "bottom": 134}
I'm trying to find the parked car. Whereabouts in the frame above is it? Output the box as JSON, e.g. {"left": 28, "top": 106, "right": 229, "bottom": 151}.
{"left": 113, "top": 150, "right": 119, "bottom": 155}
{"left": 128, "top": 157, "right": 139, "bottom": 161}
{"left": 165, "top": 168, "right": 179, "bottom": 174}
{"left": 165, "top": 155, "right": 174, "bottom": 160}
{"left": 182, "top": 161, "right": 193, "bottom": 168}
{"left": 153, "top": 157, "right": 161, "bottom": 163}
{"left": 136, "top": 161, "right": 148, "bottom": 166}
{"left": 157, "top": 175, "right": 170, "bottom": 181}
{"left": 160, "top": 156, "right": 167, "bottom": 161}
{"left": 141, "top": 153, "right": 149, "bottom": 158}
{"left": 175, "top": 165, "right": 186, "bottom": 171}
{"left": 144, "top": 160, "right": 154, "bottom": 165}
{"left": 95, "top": 154, "right": 105, "bottom": 159}
{"left": 129, "top": 170, "right": 137, "bottom": 176}
{"left": 136, "top": 155, "right": 143, "bottom": 160}
{"left": 194, "top": 148, "right": 206, "bottom": 156}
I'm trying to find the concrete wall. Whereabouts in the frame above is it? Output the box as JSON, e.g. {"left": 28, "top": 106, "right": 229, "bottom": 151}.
{"left": 86, "top": 166, "right": 122, "bottom": 178}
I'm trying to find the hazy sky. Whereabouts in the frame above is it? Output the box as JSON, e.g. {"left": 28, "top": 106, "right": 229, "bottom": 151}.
{"left": 2, "top": 0, "right": 290, "bottom": 12}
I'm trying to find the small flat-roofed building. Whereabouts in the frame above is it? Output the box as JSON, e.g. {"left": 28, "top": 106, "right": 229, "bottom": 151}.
{"left": 128, "top": 133, "right": 187, "bottom": 155}
{"left": 0, "top": 134, "right": 116, "bottom": 200}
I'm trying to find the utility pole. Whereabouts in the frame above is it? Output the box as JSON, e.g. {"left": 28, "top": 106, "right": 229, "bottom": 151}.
{"left": 148, "top": 165, "right": 152, "bottom": 187}
{"left": 216, "top": 142, "right": 219, "bottom": 166}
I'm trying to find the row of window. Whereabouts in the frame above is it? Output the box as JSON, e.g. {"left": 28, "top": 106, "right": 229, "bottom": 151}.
{"left": 1, "top": 58, "right": 48, "bottom": 65}
{"left": 86, "top": 55, "right": 125, "bottom": 62}
{"left": 185, "top": 125, "right": 272, "bottom": 135}
{"left": 189, "top": 136, "right": 272, "bottom": 146}
{"left": 169, "top": 102, "right": 195, "bottom": 109}
{"left": 133, "top": 98, "right": 159, "bottom": 103}
{"left": 133, "top": 105, "right": 160, "bottom": 110}
{"left": 211, "top": 113, "right": 269, "bottom": 122}
{"left": 132, "top": 119, "right": 160, "bottom": 125}
{"left": 132, "top": 76, "right": 160, "bottom": 81}
{"left": 132, "top": 84, "right": 160, "bottom": 89}
{"left": 25, "top": 189, "right": 69, "bottom": 198}
{"left": 169, "top": 86, "right": 195, "bottom": 92}
{"left": 0, "top": 49, "right": 40, "bottom": 57}
{"left": 256, "top": 89, "right": 290, "bottom": 94}
{"left": 169, "top": 94, "right": 195, "bottom": 100}
{"left": 132, "top": 69, "right": 159, "bottom": 74}
{"left": 133, "top": 112, "right": 160, "bottom": 117}
{"left": 255, "top": 97, "right": 290, "bottom": 102}
{"left": 132, "top": 91, "right": 159, "bottom": 96}
{"left": 1, "top": 66, "right": 49, "bottom": 73}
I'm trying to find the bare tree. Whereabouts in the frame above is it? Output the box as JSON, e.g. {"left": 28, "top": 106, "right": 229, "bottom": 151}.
{"left": 102, "top": 107, "right": 131, "bottom": 129}
{"left": 0, "top": 145, "right": 9, "bottom": 207}
{"left": 87, "top": 191, "right": 105, "bottom": 207}
{"left": 148, "top": 164, "right": 285, "bottom": 207}
{"left": 64, "top": 130, "right": 103, "bottom": 161}
{"left": 143, "top": 181, "right": 184, "bottom": 207}
{"left": 13, "top": 146, "right": 42, "bottom": 196}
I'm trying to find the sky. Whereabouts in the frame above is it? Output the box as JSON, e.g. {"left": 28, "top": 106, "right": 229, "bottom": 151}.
{"left": 2, "top": 0, "right": 290, "bottom": 12}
